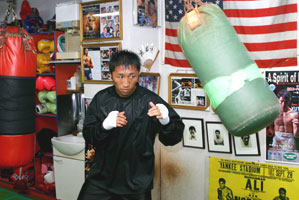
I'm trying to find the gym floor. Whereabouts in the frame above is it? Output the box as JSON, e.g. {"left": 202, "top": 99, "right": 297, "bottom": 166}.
{"left": 0, "top": 185, "right": 49, "bottom": 200}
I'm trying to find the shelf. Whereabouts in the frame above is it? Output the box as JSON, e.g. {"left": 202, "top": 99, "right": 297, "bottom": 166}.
{"left": 36, "top": 113, "right": 57, "bottom": 118}
{"left": 66, "top": 89, "right": 83, "bottom": 94}
{"left": 36, "top": 73, "right": 56, "bottom": 76}
{"left": 43, "top": 153, "right": 53, "bottom": 158}
{"left": 49, "top": 60, "right": 81, "bottom": 64}
{"left": 36, "top": 152, "right": 53, "bottom": 158}
{"left": 30, "top": 31, "right": 56, "bottom": 35}
{"left": 0, "top": 177, "right": 56, "bottom": 200}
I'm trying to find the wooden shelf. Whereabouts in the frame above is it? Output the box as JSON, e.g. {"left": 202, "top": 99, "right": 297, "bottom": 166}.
{"left": 36, "top": 73, "right": 55, "bottom": 76}
{"left": 49, "top": 60, "right": 81, "bottom": 64}
{"left": 36, "top": 113, "right": 57, "bottom": 118}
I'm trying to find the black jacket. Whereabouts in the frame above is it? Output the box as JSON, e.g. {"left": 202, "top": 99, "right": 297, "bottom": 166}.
{"left": 83, "top": 84, "right": 184, "bottom": 195}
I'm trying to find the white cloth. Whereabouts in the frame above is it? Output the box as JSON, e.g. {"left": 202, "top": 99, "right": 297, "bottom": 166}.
{"left": 272, "top": 131, "right": 295, "bottom": 151}
{"left": 102, "top": 111, "right": 119, "bottom": 130}
{"left": 156, "top": 104, "right": 170, "bottom": 125}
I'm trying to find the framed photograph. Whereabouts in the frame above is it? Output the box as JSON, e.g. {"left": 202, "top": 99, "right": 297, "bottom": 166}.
{"left": 133, "top": 0, "right": 160, "bottom": 27}
{"left": 182, "top": 118, "right": 205, "bottom": 149}
{"left": 139, "top": 72, "right": 160, "bottom": 95}
{"left": 233, "top": 133, "right": 260, "bottom": 156}
{"left": 80, "top": 0, "right": 122, "bottom": 42}
{"left": 81, "top": 42, "right": 121, "bottom": 83}
{"left": 168, "top": 73, "right": 210, "bottom": 110}
{"left": 206, "top": 122, "right": 232, "bottom": 153}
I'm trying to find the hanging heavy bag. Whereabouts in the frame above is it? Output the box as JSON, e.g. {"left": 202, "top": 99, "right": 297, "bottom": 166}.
{"left": 177, "top": 3, "right": 280, "bottom": 136}
{"left": 0, "top": 6, "right": 37, "bottom": 168}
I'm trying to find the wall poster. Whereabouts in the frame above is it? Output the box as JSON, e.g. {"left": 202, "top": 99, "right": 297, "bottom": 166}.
{"left": 209, "top": 157, "right": 299, "bottom": 200}
{"left": 80, "top": 0, "right": 122, "bottom": 42}
{"left": 265, "top": 70, "right": 299, "bottom": 163}
{"left": 81, "top": 42, "right": 121, "bottom": 83}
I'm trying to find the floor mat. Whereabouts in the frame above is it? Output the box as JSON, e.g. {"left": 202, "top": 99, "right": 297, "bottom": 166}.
{"left": 0, "top": 188, "right": 32, "bottom": 200}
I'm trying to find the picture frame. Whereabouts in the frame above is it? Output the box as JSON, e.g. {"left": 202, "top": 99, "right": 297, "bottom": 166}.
{"left": 139, "top": 72, "right": 160, "bottom": 95}
{"left": 206, "top": 121, "right": 232, "bottom": 153}
{"left": 80, "top": 0, "right": 122, "bottom": 42}
{"left": 168, "top": 73, "right": 210, "bottom": 110}
{"left": 133, "top": 0, "right": 160, "bottom": 27}
{"left": 233, "top": 133, "right": 261, "bottom": 156}
{"left": 81, "top": 42, "right": 121, "bottom": 83}
{"left": 182, "top": 118, "right": 205, "bottom": 149}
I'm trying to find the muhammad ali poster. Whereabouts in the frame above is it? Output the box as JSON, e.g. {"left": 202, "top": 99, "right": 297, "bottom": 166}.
{"left": 209, "top": 157, "right": 299, "bottom": 200}
{"left": 265, "top": 70, "right": 299, "bottom": 163}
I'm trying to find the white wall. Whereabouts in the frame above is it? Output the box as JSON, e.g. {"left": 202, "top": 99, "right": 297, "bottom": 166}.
{"left": 82, "top": 1, "right": 269, "bottom": 199}
{"left": 0, "top": 0, "right": 71, "bottom": 23}
{"left": 78, "top": 1, "right": 299, "bottom": 199}
{"left": 0, "top": 1, "right": 298, "bottom": 200}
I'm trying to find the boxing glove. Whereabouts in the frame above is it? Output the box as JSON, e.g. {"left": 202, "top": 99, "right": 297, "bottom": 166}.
{"left": 38, "top": 91, "right": 48, "bottom": 103}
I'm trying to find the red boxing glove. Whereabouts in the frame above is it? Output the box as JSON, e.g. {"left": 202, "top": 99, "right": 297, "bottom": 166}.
{"left": 20, "top": 0, "right": 32, "bottom": 21}
{"left": 36, "top": 76, "right": 56, "bottom": 91}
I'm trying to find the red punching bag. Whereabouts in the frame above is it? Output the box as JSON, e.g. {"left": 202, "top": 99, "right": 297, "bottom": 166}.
{"left": 0, "top": 6, "right": 37, "bottom": 168}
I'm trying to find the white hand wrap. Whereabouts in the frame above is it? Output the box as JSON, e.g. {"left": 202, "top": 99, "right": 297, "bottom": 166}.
{"left": 103, "top": 111, "right": 119, "bottom": 130}
{"left": 156, "top": 104, "right": 170, "bottom": 125}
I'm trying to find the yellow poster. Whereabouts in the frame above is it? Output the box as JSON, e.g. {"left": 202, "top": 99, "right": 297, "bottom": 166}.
{"left": 209, "top": 157, "right": 299, "bottom": 200}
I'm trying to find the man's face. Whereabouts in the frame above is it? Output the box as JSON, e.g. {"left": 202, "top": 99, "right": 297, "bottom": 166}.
{"left": 103, "top": 27, "right": 107, "bottom": 33}
{"left": 189, "top": 128, "right": 195, "bottom": 136}
{"left": 112, "top": 65, "right": 139, "bottom": 98}
{"left": 279, "top": 190, "right": 286, "bottom": 199}
{"left": 241, "top": 136, "right": 250, "bottom": 145}
{"left": 279, "top": 96, "right": 289, "bottom": 111}
{"left": 219, "top": 181, "right": 225, "bottom": 189}
{"left": 215, "top": 131, "right": 220, "bottom": 138}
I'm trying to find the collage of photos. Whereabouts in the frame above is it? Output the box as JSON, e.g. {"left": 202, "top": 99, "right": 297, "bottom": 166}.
{"left": 99, "top": 2, "right": 120, "bottom": 38}
{"left": 82, "top": 45, "right": 119, "bottom": 82}
{"left": 82, "top": 1, "right": 120, "bottom": 40}
{"left": 169, "top": 74, "right": 209, "bottom": 110}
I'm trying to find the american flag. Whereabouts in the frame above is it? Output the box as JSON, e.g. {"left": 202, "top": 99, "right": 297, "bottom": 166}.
{"left": 164, "top": 0, "right": 297, "bottom": 68}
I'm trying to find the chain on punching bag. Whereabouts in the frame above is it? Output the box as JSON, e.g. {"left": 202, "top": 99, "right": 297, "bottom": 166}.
{"left": 0, "top": 5, "right": 37, "bottom": 168}
{"left": 177, "top": 3, "right": 280, "bottom": 136}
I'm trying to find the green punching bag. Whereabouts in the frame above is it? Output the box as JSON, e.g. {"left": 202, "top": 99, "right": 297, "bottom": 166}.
{"left": 177, "top": 4, "right": 280, "bottom": 136}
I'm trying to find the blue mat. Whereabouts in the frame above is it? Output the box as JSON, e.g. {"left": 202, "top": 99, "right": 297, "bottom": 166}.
{"left": 0, "top": 188, "right": 32, "bottom": 200}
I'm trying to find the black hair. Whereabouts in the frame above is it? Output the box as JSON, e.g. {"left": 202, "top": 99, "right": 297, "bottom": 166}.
{"left": 279, "top": 187, "right": 286, "bottom": 194}
{"left": 219, "top": 178, "right": 226, "bottom": 184}
{"left": 109, "top": 50, "right": 141, "bottom": 73}
{"left": 148, "top": 0, "right": 156, "bottom": 6}
{"left": 215, "top": 130, "right": 220, "bottom": 134}
{"left": 277, "top": 89, "right": 291, "bottom": 102}
{"left": 148, "top": 0, "right": 156, "bottom": 14}
{"left": 189, "top": 126, "right": 196, "bottom": 131}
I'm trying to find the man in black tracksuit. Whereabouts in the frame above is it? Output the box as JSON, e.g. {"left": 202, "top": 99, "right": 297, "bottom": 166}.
{"left": 78, "top": 50, "right": 184, "bottom": 200}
